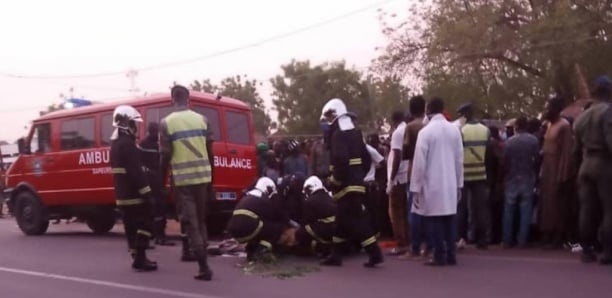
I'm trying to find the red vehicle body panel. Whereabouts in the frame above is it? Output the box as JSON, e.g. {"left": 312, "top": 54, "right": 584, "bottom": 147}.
{"left": 6, "top": 92, "right": 257, "bottom": 214}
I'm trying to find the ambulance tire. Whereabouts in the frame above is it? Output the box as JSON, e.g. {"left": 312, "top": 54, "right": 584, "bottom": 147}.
{"left": 14, "top": 191, "right": 49, "bottom": 236}
{"left": 86, "top": 207, "right": 116, "bottom": 234}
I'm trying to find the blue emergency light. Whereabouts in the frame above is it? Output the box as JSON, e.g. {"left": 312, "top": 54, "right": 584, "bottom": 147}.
{"left": 63, "top": 98, "right": 93, "bottom": 109}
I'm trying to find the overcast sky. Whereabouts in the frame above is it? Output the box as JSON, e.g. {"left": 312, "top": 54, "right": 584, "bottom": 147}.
{"left": 0, "top": 0, "right": 406, "bottom": 142}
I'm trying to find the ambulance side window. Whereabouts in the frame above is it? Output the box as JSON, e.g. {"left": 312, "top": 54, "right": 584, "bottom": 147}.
{"left": 194, "top": 106, "right": 221, "bottom": 141}
{"left": 100, "top": 114, "right": 113, "bottom": 146}
{"left": 145, "top": 107, "right": 175, "bottom": 136}
{"left": 61, "top": 118, "right": 95, "bottom": 150}
{"left": 225, "top": 111, "right": 250, "bottom": 145}
{"left": 30, "top": 123, "right": 51, "bottom": 153}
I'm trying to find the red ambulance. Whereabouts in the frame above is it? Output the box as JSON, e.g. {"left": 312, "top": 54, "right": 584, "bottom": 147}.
{"left": 4, "top": 92, "right": 257, "bottom": 235}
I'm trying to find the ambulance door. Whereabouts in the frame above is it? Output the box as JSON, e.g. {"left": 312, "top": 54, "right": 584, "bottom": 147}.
{"left": 14, "top": 122, "right": 55, "bottom": 204}
{"left": 219, "top": 108, "right": 257, "bottom": 199}
{"left": 54, "top": 116, "right": 100, "bottom": 205}
{"left": 192, "top": 106, "right": 229, "bottom": 196}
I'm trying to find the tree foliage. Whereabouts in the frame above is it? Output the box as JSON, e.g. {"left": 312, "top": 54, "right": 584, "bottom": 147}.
{"left": 40, "top": 103, "right": 64, "bottom": 116}
{"left": 271, "top": 60, "right": 410, "bottom": 134}
{"left": 374, "top": 0, "right": 612, "bottom": 118}
{"left": 191, "top": 75, "right": 272, "bottom": 135}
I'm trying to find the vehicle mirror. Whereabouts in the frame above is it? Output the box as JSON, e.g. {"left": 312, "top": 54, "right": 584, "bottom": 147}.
{"left": 17, "top": 138, "right": 30, "bottom": 155}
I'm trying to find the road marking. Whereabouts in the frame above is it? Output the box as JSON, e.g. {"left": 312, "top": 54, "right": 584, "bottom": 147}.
{"left": 0, "top": 266, "right": 222, "bottom": 298}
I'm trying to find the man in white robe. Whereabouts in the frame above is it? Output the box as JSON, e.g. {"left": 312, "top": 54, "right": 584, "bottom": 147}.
{"left": 410, "top": 97, "right": 464, "bottom": 266}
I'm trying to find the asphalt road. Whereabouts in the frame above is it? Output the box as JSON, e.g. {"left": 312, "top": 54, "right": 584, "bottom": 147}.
{"left": 0, "top": 217, "right": 610, "bottom": 298}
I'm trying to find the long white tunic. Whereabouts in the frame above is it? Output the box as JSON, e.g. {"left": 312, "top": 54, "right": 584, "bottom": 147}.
{"left": 409, "top": 114, "right": 464, "bottom": 216}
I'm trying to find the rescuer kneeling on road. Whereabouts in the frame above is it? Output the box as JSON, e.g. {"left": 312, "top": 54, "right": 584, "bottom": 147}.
{"left": 160, "top": 85, "right": 214, "bottom": 281}
{"left": 110, "top": 105, "right": 158, "bottom": 272}
{"left": 294, "top": 176, "right": 336, "bottom": 257}
{"left": 227, "top": 177, "right": 296, "bottom": 262}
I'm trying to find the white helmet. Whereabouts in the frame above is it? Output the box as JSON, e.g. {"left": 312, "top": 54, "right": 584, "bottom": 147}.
{"left": 252, "top": 177, "right": 277, "bottom": 198}
{"left": 302, "top": 176, "right": 326, "bottom": 197}
{"left": 111, "top": 105, "right": 142, "bottom": 140}
{"left": 320, "top": 98, "right": 348, "bottom": 124}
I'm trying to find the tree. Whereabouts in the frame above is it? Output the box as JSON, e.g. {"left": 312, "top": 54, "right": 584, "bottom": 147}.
{"left": 374, "top": 0, "right": 612, "bottom": 119}
{"left": 40, "top": 103, "right": 64, "bottom": 116}
{"left": 271, "top": 60, "right": 411, "bottom": 135}
{"left": 191, "top": 75, "right": 272, "bottom": 135}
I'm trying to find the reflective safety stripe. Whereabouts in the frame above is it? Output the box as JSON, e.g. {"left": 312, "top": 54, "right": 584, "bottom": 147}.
{"left": 332, "top": 237, "right": 347, "bottom": 243}
{"left": 361, "top": 236, "right": 376, "bottom": 247}
{"left": 463, "top": 140, "right": 488, "bottom": 147}
{"left": 348, "top": 158, "right": 362, "bottom": 165}
{"left": 333, "top": 185, "right": 366, "bottom": 200}
{"left": 317, "top": 216, "right": 335, "bottom": 224}
{"left": 111, "top": 168, "right": 126, "bottom": 174}
{"left": 170, "top": 129, "right": 208, "bottom": 141}
{"left": 464, "top": 163, "right": 484, "bottom": 168}
{"left": 462, "top": 123, "right": 488, "bottom": 182}
{"left": 311, "top": 240, "right": 317, "bottom": 250}
{"left": 138, "top": 186, "right": 151, "bottom": 195}
{"left": 329, "top": 165, "right": 334, "bottom": 172}
{"left": 329, "top": 176, "right": 342, "bottom": 186}
{"left": 234, "top": 220, "right": 263, "bottom": 243}
{"left": 259, "top": 240, "right": 272, "bottom": 249}
{"left": 233, "top": 209, "right": 259, "bottom": 219}
{"left": 172, "top": 159, "right": 211, "bottom": 170}
{"left": 173, "top": 171, "right": 212, "bottom": 183}
{"left": 306, "top": 225, "right": 329, "bottom": 244}
{"left": 116, "top": 198, "right": 144, "bottom": 206}
{"left": 137, "top": 229, "right": 152, "bottom": 237}
{"left": 165, "top": 110, "right": 211, "bottom": 186}
{"left": 138, "top": 146, "right": 158, "bottom": 153}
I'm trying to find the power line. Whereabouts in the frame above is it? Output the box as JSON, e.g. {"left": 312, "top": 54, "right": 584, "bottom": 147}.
{"left": 0, "top": 64, "right": 373, "bottom": 114}
{"left": 0, "top": 0, "right": 397, "bottom": 80}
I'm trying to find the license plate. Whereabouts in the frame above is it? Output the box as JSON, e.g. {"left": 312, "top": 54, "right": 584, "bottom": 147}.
{"left": 216, "top": 192, "right": 237, "bottom": 201}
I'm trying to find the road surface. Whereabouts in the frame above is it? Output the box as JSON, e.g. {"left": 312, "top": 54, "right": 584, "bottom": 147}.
{"left": 0, "top": 217, "right": 610, "bottom": 298}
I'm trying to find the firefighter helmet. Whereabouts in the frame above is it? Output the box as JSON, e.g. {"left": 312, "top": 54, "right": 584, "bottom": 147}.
{"left": 302, "top": 176, "right": 325, "bottom": 197}
{"left": 253, "top": 177, "right": 277, "bottom": 198}
{"left": 111, "top": 105, "right": 142, "bottom": 139}
{"left": 320, "top": 98, "right": 348, "bottom": 124}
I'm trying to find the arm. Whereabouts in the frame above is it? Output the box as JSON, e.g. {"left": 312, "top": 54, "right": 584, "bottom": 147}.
{"left": 604, "top": 107, "right": 612, "bottom": 155}
{"left": 368, "top": 144, "right": 384, "bottom": 166}
{"left": 409, "top": 133, "right": 428, "bottom": 193}
{"left": 455, "top": 131, "right": 465, "bottom": 188}
{"left": 124, "top": 143, "right": 151, "bottom": 197}
{"left": 329, "top": 132, "right": 349, "bottom": 186}
{"left": 557, "top": 122, "right": 574, "bottom": 183}
{"left": 159, "top": 119, "right": 172, "bottom": 186}
{"left": 389, "top": 127, "right": 403, "bottom": 183}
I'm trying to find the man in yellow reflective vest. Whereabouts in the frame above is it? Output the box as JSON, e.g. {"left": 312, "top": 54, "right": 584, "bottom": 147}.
{"left": 160, "top": 85, "right": 213, "bottom": 281}
{"left": 456, "top": 103, "right": 492, "bottom": 250}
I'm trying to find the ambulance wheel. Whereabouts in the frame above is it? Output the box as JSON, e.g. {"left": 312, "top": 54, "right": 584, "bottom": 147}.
{"left": 14, "top": 191, "right": 49, "bottom": 236}
{"left": 87, "top": 208, "right": 116, "bottom": 234}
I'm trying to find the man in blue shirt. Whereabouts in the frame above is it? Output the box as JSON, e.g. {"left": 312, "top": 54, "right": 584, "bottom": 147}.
{"left": 502, "top": 116, "right": 540, "bottom": 248}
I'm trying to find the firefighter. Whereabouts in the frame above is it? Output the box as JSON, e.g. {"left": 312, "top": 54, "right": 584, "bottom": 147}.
{"left": 160, "top": 85, "right": 213, "bottom": 281}
{"left": 574, "top": 75, "right": 612, "bottom": 265}
{"left": 295, "top": 176, "right": 336, "bottom": 257}
{"left": 109, "top": 105, "right": 157, "bottom": 272}
{"left": 227, "top": 177, "right": 293, "bottom": 261}
{"left": 320, "top": 98, "right": 384, "bottom": 268}
{"left": 139, "top": 122, "right": 175, "bottom": 246}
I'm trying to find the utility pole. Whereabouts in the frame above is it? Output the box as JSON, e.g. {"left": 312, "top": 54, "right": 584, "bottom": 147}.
{"left": 126, "top": 68, "right": 140, "bottom": 96}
